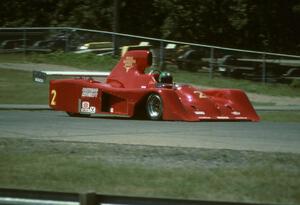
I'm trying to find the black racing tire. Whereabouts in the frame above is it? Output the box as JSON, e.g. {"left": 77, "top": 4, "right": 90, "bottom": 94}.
{"left": 146, "top": 94, "right": 163, "bottom": 120}
{"left": 67, "top": 112, "right": 90, "bottom": 117}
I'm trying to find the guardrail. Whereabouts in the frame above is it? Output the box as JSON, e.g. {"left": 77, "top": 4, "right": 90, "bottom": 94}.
{"left": 0, "top": 188, "right": 275, "bottom": 205}
{"left": 1, "top": 27, "right": 300, "bottom": 83}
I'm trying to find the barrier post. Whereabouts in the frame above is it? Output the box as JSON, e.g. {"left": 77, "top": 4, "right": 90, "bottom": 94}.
{"left": 22, "top": 29, "right": 27, "bottom": 61}
{"left": 80, "top": 192, "right": 97, "bottom": 205}
{"left": 209, "top": 47, "right": 214, "bottom": 79}
{"left": 159, "top": 41, "right": 165, "bottom": 70}
{"left": 112, "top": 0, "right": 120, "bottom": 56}
{"left": 262, "top": 53, "right": 266, "bottom": 83}
{"left": 64, "top": 29, "right": 69, "bottom": 52}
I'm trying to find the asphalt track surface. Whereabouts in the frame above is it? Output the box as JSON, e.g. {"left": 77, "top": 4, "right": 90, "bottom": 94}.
{"left": 0, "top": 110, "right": 299, "bottom": 154}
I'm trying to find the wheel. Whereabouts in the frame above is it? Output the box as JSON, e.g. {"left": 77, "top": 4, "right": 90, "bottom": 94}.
{"left": 146, "top": 94, "right": 163, "bottom": 120}
{"left": 67, "top": 112, "right": 90, "bottom": 117}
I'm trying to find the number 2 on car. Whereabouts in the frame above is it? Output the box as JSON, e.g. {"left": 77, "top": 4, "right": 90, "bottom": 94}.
{"left": 50, "top": 89, "right": 57, "bottom": 105}
{"left": 193, "top": 91, "right": 207, "bottom": 99}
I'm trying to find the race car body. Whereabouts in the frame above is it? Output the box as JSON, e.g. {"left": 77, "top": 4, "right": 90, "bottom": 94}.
{"left": 35, "top": 50, "right": 259, "bottom": 121}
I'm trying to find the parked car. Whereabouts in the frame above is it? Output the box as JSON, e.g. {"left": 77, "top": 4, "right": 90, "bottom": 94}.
{"left": 217, "top": 55, "right": 300, "bottom": 83}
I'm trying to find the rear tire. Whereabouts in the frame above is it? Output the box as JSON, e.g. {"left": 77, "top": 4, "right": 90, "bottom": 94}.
{"left": 146, "top": 94, "right": 163, "bottom": 120}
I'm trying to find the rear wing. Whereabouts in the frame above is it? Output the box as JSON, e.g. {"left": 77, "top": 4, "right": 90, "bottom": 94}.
{"left": 33, "top": 70, "right": 110, "bottom": 83}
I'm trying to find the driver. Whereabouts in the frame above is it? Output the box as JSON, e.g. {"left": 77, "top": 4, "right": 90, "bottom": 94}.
{"left": 159, "top": 72, "right": 173, "bottom": 84}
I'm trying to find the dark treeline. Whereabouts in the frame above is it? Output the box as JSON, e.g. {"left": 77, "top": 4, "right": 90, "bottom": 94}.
{"left": 1, "top": 0, "right": 300, "bottom": 54}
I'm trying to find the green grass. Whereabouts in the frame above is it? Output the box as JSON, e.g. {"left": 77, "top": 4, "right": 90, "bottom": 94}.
{"left": 0, "top": 69, "right": 48, "bottom": 104}
{"left": 259, "top": 111, "right": 300, "bottom": 122}
{"left": 0, "top": 138, "right": 299, "bottom": 204}
{"left": 0, "top": 52, "right": 118, "bottom": 71}
{"left": 252, "top": 102, "right": 276, "bottom": 106}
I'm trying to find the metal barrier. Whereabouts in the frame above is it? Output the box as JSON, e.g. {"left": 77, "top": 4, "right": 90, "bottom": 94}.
{"left": 0, "top": 188, "right": 275, "bottom": 205}
{"left": 1, "top": 27, "right": 300, "bottom": 83}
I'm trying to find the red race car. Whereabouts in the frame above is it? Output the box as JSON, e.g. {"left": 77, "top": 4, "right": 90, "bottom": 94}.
{"left": 34, "top": 50, "right": 259, "bottom": 121}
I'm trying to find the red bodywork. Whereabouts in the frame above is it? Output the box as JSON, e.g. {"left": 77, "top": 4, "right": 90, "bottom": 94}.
{"left": 49, "top": 50, "right": 259, "bottom": 121}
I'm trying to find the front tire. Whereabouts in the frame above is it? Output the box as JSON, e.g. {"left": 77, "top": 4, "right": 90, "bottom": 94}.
{"left": 67, "top": 112, "right": 90, "bottom": 117}
{"left": 146, "top": 94, "right": 163, "bottom": 120}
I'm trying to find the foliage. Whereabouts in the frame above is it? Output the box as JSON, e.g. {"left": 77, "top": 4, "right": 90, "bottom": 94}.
{"left": 153, "top": 0, "right": 300, "bottom": 53}
{"left": 1, "top": 1, "right": 300, "bottom": 54}
{"left": 0, "top": 0, "right": 113, "bottom": 30}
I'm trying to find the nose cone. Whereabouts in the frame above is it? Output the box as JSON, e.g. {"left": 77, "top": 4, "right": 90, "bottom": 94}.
{"left": 176, "top": 85, "right": 259, "bottom": 121}
{"left": 177, "top": 85, "right": 222, "bottom": 119}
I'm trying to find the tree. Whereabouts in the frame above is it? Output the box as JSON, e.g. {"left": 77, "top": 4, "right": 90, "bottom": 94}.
{"left": 118, "top": 1, "right": 165, "bottom": 37}
{"left": 0, "top": 0, "right": 299, "bottom": 53}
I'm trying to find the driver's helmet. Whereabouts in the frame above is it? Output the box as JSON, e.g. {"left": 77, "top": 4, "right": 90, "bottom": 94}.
{"left": 159, "top": 72, "right": 173, "bottom": 84}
